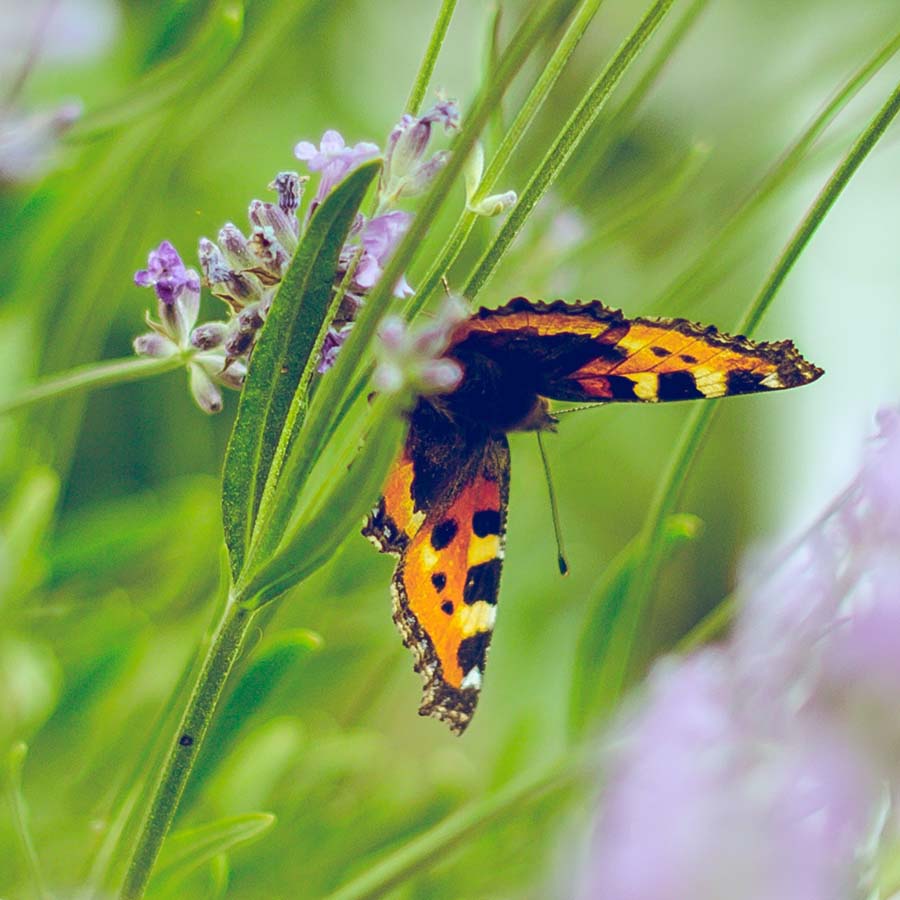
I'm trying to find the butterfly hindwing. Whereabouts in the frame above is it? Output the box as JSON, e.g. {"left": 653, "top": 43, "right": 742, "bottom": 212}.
{"left": 364, "top": 401, "right": 510, "bottom": 734}
{"left": 450, "top": 297, "right": 823, "bottom": 404}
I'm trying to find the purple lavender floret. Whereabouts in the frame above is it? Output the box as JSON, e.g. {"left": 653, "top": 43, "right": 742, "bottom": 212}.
{"left": 294, "top": 130, "right": 380, "bottom": 208}
{"left": 134, "top": 240, "right": 200, "bottom": 305}
{"left": 355, "top": 211, "right": 414, "bottom": 297}
{"left": 317, "top": 324, "right": 353, "bottom": 374}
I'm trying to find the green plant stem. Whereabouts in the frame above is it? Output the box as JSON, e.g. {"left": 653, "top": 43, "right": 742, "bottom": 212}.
{"left": 323, "top": 757, "right": 589, "bottom": 900}
{"left": 567, "top": 0, "right": 710, "bottom": 197}
{"left": 655, "top": 26, "right": 900, "bottom": 314}
{"left": 119, "top": 597, "right": 256, "bottom": 899}
{"left": 623, "top": 78, "right": 900, "bottom": 680}
{"left": 675, "top": 594, "right": 736, "bottom": 652}
{"left": 0, "top": 355, "right": 183, "bottom": 416}
{"left": 464, "top": 0, "right": 679, "bottom": 299}
{"left": 408, "top": 0, "right": 608, "bottom": 319}
{"left": 4, "top": 744, "right": 48, "bottom": 900}
{"left": 405, "top": 0, "right": 458, "bottom": 115}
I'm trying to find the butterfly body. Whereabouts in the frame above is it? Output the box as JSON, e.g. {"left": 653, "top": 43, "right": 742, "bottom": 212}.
{"left": 364, "top": 298, "right": 823, "bottom": 733}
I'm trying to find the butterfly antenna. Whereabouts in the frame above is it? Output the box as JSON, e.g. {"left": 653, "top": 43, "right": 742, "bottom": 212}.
{"left": 537, "top": 431, "right": 569, "bottom": 576}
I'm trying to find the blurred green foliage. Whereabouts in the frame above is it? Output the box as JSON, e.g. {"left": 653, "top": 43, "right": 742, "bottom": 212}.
{"left": 2, "top": 0, "right": 900, "bottom": 897}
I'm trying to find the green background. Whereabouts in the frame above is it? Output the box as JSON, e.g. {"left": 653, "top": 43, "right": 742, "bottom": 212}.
{"left": 2, "top": 0, "right": 899, "bottom": 896}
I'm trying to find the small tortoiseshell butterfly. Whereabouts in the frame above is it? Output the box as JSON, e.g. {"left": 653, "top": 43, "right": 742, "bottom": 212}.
{"left": 363, "top": 298, "right": 822, "bottom": 733}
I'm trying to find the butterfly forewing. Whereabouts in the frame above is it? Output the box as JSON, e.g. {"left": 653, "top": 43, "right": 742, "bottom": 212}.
{"left": 451, "top": 298, "right": 823, "bottom": 405}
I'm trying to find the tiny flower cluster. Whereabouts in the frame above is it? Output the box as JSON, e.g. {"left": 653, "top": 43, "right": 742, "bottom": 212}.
{"left": 132, "top": 100, "right": 513, "bottom": 413}
{"left": 578, "top": 407, "right": 900, "bottom": 900}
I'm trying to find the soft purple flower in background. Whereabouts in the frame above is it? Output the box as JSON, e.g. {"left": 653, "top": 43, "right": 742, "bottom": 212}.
{"left": 372, "top": 294, "right": 468, "bottom": 396}
{"left": 0, "top": 0, "right": 120, "bottom": 75}
{"left": 734, "top": 405, "right": 900, "bottom": 771}
{"left": 0, "top": 102, "right": 82, "bottom": 184}
{"left": 0, "top": 0, "right": 119, "bottom": 184}
{"left": 579, "top": 653, "right": 877, "bottom": 900}
{"left": 578, "top": 407, "right": 900, "bottom": 900}
{"left": 294, "top": 130, "right": 379, "bottom": 209}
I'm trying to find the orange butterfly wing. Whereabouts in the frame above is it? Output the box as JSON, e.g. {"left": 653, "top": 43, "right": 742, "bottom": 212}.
{"left": 364, "top": 403, "right": 509, "bottom": 735}
{"left": 450, "top": 298, "right": 823, "bottom": 403}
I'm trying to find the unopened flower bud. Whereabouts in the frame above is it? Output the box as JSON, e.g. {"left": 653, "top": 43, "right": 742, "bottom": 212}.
{"left": 247, "top": 226, "right": 288, "bottom": 284}
{"left": 463, "top": 141, "right": 517, "bottom": 217}
{"left": 189, "top": 364, "right": 223, "bottom": 414}
{"left": 218, "top": 223, "right": 256, "bottom": 271}
{"left": 134, "top": 333, "right": 176, "bottom": 358}
{"left": 249, "top": 199, "right": 297, "bottom": 255}
{"left": 190, "top": 321, "right": 229, "bottom": 350}
{"left": 269, "top": 171, "right": 305, "bottom": 223}
{"left": 199, "top": 237, "right": 260, "bottom": 308}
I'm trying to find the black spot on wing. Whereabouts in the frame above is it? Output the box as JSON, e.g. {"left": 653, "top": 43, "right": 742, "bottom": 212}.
{"left": 680, "top": 353, "right": 698, "bottom": 364}
{"left": 457, "top": 632, "right": 491, "bottom": 679}
{"left": 606, "top": 375, "right": 638, "bottom": 400}
{"left": 431, "top": 572, "right": 447, "bottom": 592}
{"left": 657, "top": 370, "right": 704, "bottom": 401}
{"left": 472, "top": 509, "right": 501, "bottom": 537}
{"left": 727, "top": 369, "right": 766, "bottom": 394}
{"left": 441, "top": 600, "right": 454, "bottom": 615}
{"left": 431, "top": 519, "right": 459, "bottom": 550}
{"left": 463, "top": 559, "right": 501, "bottom": 606}
{"left": 650, "top": 345, "right": 670, "bottom": 357}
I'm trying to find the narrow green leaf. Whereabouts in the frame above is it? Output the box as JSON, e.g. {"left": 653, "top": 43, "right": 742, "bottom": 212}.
{"left": 222, "top": 160, "right": 382, "bottom": 580}
{"left": 149, "top": 813, "right": 275, "bottom": 895}
{"left": 568, "top": 514, "right": 701, "bottom": 739}
{"left": 405, "top": 0, "right": 458, "bottom": 115}
{"left": 236, "top": 395, "right": 406, "bottom": 607}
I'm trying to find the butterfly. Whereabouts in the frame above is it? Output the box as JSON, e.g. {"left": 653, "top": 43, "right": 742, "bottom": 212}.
{"left": 363, "top": 298, "right": 823, "bottom": 734}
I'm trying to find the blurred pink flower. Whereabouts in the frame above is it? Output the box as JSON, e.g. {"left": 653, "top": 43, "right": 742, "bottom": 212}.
{"left": 579, "top": 406, "right": 900, "bottom": 900}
